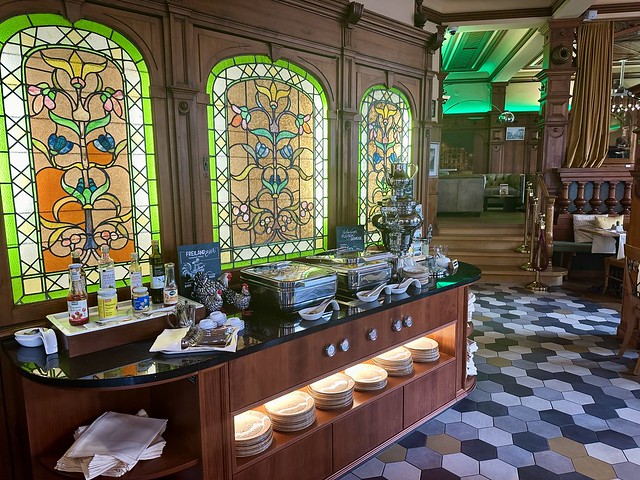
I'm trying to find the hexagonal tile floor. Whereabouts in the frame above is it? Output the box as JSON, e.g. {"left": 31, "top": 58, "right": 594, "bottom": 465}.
{"left": 340, "top": 282, "right": 640, "bottom": 480}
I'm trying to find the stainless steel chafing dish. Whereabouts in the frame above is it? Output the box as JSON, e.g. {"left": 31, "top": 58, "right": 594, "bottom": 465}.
{"left": 305, "top": 250, "right": 394, "bottom": 293}
{"left": 240, "top": 261, "right": 337, "bottom": 313}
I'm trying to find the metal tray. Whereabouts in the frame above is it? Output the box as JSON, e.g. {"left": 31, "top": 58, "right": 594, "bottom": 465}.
{"left": 240, "top": 261, "right": 337, "bottom": 313}
{"left": 330, "top": 262, "right": 392, "bottom": 293}
{"left": 306, "top": 249, "right": 394, "bottom": 266}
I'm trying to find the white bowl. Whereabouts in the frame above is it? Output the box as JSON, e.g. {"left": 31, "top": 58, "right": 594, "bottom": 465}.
{"left": 14, "top": 327, "right": 45, "bottom": 348}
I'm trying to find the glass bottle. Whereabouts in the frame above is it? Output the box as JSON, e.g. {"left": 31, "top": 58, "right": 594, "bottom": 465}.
{"left": 149, "top": 240, "right": 164, "bottom": 304}
{"left": 98, "top": 245, "right": 116, "bottom": 289}
{"left": 70, "top": 250, "right": 86, "bottom": 291}
{"left": 128, "top": 252, "right": 143, "bottom": 298}
{"left": 163, "top": 262, "right": 178, "bottom": 306}
{"left": 67, "top": 263, "right": 89, "bottom": 326}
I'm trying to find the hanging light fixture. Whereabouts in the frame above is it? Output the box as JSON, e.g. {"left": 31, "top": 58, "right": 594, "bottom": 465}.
{"left": 611, "top": 60, "right": 640, "bottom": 114}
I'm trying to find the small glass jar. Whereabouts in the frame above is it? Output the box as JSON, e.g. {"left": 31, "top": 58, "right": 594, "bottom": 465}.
{"left": 97, "top": 288, "right": 118, "bottom": 320}
{"left": 132, "top": 286, "right": 150, "bottom": 312}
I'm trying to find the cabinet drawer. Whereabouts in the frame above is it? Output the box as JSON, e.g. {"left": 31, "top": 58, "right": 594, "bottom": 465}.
{"left": 332, "top": 389, "right": 403, "bottom": 470}
{"left": 403, "top": 361, "right": 457, "bottom": 427}
{"left": 229, "top": 291, "right": 460, "bottom": 411}
{"left": 234, "top": 426, "right": 332, "bottom": 480}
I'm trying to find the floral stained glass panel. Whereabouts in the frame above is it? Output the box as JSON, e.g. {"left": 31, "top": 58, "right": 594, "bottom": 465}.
{"left": 0, "top": 15, "right": 160, "bottom": 304}
{"left": 208, "top": 56, "right": 328, "bottom": 268}
{"left": 358, "top": 87, "right": 412, "bottom": 246}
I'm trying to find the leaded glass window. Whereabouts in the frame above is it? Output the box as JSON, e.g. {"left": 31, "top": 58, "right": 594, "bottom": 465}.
{"left": 358, "top": 86, "right": 412, "bottom": 246}
{"left": 208, "top": 55, "right": 328, "bottom": 268}
{"left": 0, "top": 14, "right": 160, "bottom": 304}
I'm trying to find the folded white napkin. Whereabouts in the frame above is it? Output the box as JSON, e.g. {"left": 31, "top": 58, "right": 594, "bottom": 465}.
{"left": 56, "top": 410, "right": 166, "bottom": 479}
{"left": 149, "top": 326, "right": 240, "bottom": 354}
{"left": 591, "top": 235, "right": 616, "bottom": 255}
{"left": 618, "top": 233, "right": 627, "bottom": 260}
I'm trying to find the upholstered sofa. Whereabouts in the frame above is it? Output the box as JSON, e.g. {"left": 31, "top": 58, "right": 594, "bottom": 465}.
{"left": 483, "top": 173, "right": 526, "bottom": 210}
{"left": 437, "top": 174, "right": 485, "bottom": 215}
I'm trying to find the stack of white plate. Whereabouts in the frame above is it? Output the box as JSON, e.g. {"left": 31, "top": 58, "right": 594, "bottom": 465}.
{"left": 344, "top": 363, "right": 388, "bottom": 391}
{"left": 404, "top": 337, "right": 440, "bottom": 363}
{"left": 264, "top": 390, "right": 316, "bottom": 432}
{"left": 402, "top": 265, "right": 431, "bottom": 285}
{"left": 373, "top": 346, "right": 414, "bottom": 376}
{"left": 307, "top": 373, "right": 355, "bottom": 410}
{"left": 234, "top": 410, "right": 274, "bottom": 457}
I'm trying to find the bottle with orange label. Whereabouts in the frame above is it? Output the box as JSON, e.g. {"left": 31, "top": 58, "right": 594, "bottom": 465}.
{"left": 67, "top": 263, "right": 89, "bottom": 326}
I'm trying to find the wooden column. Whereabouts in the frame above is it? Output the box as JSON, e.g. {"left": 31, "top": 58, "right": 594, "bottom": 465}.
{"left": 487, "top": 82, "right": 507, "bottom": 173}
{"left": 536, "top": 20, "right": 579, "bottom": 195}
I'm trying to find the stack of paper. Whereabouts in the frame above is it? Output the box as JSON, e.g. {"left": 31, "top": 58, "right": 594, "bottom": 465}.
{"left": 149, "top": 325, "right": 240, "bottom": 354}
{"left": 55, "top": 410, "right": 167, "bottom": 479}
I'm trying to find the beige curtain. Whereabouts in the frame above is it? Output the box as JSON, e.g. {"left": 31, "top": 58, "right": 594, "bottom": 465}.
{"left": 565, "top": 21, "right": 614, "bottom": 168}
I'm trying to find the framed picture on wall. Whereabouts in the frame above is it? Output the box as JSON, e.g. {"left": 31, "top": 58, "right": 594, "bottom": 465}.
{"left": 506, "top": 126, "right": 525, "bottom": 141}
{"left": 429, "top": 142, "right": 439, "bottom": 176}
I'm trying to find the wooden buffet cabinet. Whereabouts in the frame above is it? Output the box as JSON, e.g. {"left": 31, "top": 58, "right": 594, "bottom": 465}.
{"left": 2, "top": 264, "right": 480, "bottom": 480}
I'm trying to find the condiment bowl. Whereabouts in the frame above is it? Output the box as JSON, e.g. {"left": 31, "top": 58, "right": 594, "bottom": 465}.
{"left": 14, "top": 327, "right": 45, "bottom": 348}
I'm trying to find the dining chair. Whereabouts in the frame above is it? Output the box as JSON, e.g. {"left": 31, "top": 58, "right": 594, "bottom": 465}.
{"left": 603, "top": 256, "right": 625, "bottom": 294}
{"left": 617, "top": 244, "right": 640, "bottom": 375}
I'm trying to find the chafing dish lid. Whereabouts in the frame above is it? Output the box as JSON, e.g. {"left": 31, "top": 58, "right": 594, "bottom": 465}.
{"left": 240, "top": 261, "right": 336, "bottom": 287}
{"left": 306, "top": 249, "right": 394, "bottom": 266}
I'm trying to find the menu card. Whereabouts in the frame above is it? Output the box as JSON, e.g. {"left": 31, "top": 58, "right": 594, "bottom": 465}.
{"left": 177, "top": 242, "right": 220, "bottom": 300}
{"left": 336, "top": 225, "right": 365, "bottom": 252}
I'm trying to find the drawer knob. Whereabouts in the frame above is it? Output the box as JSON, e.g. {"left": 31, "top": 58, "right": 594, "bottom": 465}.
{"left": 391, "top": 319, "right": 403, "bottom": 332}
{"left": 325, "top": 343, "right": 337, "bottom": 357}
{"left": 403, "top": 315, "right": 413, "bottom": 328}
{"left": 338, "top": 338, "right": 350, "bottom": 352}
{"left": 367, "top": 328, "right": 378, "bottom": 341}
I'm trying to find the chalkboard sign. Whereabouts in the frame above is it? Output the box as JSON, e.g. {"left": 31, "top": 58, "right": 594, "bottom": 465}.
{"left": 336, "top": 225, "right": 365, "bottom": 252}
{"left": 177, "top": 242, "right": 221, "bottom": 300}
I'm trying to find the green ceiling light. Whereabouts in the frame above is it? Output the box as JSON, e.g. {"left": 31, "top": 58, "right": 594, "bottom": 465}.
{"left": 443, "top": 98, "right": 515, "bottom": 123}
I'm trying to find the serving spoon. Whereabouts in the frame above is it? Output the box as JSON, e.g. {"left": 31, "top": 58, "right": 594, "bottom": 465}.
{"left": 358, "top": 283, "right": 388, "bottom": 298}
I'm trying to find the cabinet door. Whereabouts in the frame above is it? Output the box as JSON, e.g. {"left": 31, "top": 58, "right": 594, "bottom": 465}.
{"left": 233, "top": 426, "right": 332, "bottom": 480}
{"left": 403, "top": 361, "right": 457, "bottom": 427}
{"left": 332, "top": 389, "right": 403, "bottom": 471}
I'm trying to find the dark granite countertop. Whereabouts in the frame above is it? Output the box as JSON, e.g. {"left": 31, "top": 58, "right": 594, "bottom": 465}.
{"left": 2, "top": 263, "right": 480, "bottom": 388}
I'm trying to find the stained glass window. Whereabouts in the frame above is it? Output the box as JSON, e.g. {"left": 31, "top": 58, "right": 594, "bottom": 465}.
{"left": 358, "top": 86, "right": 412, "bottom": 246}
{"left": 0, "top": 14, "right": 160, "bottom": 304}
{"left": 208, "top": 55, "right": 328, "bottom": 268}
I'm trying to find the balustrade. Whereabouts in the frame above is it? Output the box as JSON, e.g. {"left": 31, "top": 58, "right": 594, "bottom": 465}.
{"left": 554, "top": 166, "right": 632, "bottom": 215}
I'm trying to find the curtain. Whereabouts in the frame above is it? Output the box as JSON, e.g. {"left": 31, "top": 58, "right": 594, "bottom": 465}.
{"left": 565, "top": 21, "right": 614, "bottom": 168}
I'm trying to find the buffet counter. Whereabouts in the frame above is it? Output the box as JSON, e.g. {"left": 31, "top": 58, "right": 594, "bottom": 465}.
{"left": 2, "top": 263, "right": 480, "bottom": 480}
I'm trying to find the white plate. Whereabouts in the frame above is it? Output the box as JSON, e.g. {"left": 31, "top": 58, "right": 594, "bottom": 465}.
{"left": 375, "top": 346, "right": 412, "bottom": 363}
{"left": 345, "top": 364, "right": 388, "bottom": 384}
{"left": 14, "top": 327, "right": 45, "bottom": 348}
{"left": 234, "top": 410, "right": 271, "bottom": 442}
{"left": 264, "top": 390, "right": 315, "bottom": 417}
{"left": 404, "top": 337, "right": 438, "bottom": 351}
{"left": 309, "top": 373, "right": 355, "bottom": 395}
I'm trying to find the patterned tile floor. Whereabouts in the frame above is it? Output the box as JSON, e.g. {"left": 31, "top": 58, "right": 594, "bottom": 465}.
{"left": 340, "top": 282, "right": 640, "bottom": 480}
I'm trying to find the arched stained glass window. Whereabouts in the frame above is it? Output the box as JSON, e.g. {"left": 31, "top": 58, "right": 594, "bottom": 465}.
{"left": 0, "top": 14, "right": 160, "bottom": 304}
{"left": 358, "top": 86, "right": 412, "bottom": 246}
{"left": 208, "top": 55, "right": 328, "bottom": 269}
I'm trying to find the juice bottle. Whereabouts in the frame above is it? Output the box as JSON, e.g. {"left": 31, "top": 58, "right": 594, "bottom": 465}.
{"left": 67, "top": 263, "right": 89, "bottom": 325}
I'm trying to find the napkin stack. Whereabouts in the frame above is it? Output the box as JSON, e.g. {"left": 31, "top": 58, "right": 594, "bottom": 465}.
{"left": 55, "top": 410, "right": 167, "bottom": 479}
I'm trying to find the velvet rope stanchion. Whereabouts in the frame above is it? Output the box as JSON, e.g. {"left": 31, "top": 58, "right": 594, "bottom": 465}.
{"left": 526, "top": 213, "right": 549, "bottom": 292}
{"left": 515, "top": 181, "right": 533, "bottom": 254}
{"left": 521, "top": 196, "right": 538, "bottom": 272}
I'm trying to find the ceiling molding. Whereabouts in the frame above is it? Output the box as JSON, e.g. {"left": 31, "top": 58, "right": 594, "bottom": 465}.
{"left": 423, "top": 7, "right": 552, "bottom": 25}
{"left": 596, "top": 3, "right": 640, "bottom": 16}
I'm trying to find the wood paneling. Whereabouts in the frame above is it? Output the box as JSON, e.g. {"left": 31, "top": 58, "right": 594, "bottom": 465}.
{"left": 234, "top": 426, "right": 332, "bottom": 480}
{"left": 332, "top": 389, "right": 404, "bottom": 470}
{"left": 403, "top": 361, "right": 457, "bottom": 427}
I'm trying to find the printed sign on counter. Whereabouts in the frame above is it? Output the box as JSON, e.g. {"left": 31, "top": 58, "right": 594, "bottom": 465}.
{"left": 336, "top": 225, "right": 365, "bottom": 252}
{"left": 177, "top": 242, "right": 220, "bottom": 300}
